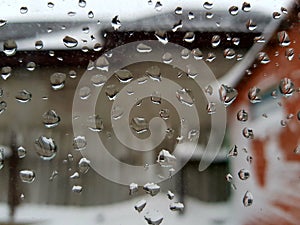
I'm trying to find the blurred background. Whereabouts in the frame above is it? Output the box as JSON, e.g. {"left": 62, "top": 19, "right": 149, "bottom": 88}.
{"left": 0, "top": 0, "right": 299, "bottom": 225}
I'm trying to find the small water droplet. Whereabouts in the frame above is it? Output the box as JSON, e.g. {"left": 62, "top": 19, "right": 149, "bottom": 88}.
{"left": 170, "top": 202, "right": 184, "bottom": 211}
{"left": 285, "top": 48, "right": 294, "bottom": 61}
{"left": 206, "top": 52, "right": 216, "bottom": 62}
{"left": 219, "top": 84, "right": 238, "bottom": 106}
{"left": 144, "top": 210, "right": 163, "bottom": 225}
{"left": 224, "top": 48, "right": 236, "bottom": 59}
{"left": 15, "top": 89, "right": 32, "bottom": 103}
{"left": 34, "top": 136, "right": 57, "bottom": 160}
{"left": 73, "top": 136, "right": 87, "bottom": 151}
{"left": 237, "top": 109, "right": 248, "bottom": 122}
{"left": 72, "top": 185, "right": 83, "bottom": 193}
{"left": 20, "top": 7, "right": 28, "bottom": 14}
{"left": 151, "top": 91, "right": 161, "bottom": 104}
{"left": 246, "top": 155, "right": 253, "bottom": 163}
{"left": 183, "top": 32, "right": 195, "bottom": 43}
{"left": 154, "top": 1, "right": 163, "bottom": 11}
{"left": 143, "top": 183, "right": 160, "bottom": 196}
{"left": 294, "top": 145, "right": 300, "bottom": 154}
{"left": 88, "top": 11, "right": 94, "bottom": 18}
{"left": 0, "top": 149, "right": 4, "bottom": 170}
{"left": 93, "top": 42, "right": 102, "bottom": 52}
{"left": 174, "top": 7, "right": 182, "bottom": 15}
{"left": 242, "top": 127, "right": 254, "bottom": 139}
{"left": 136, "top": 43, "right": 152, "bottom": 53}
{"left": 246, "top": 19, "right": 257, "bottom": 31}
{"left": 17, "top": 146, "right": 26, "bottom": 159}
{"left": 176, "top": 88, "right": 194, "bottom": 107}
{"left": 279, "top": 77, "right": 294, "bottom": 97}
{"left": 87, "top": 115, "right": 103, "bottom": 132}
{"left": 206, "top": 102, "right": 216, "bottom": 114}
{"left": 111, "top": 15, "right": 121, "bottom": 30}
{"left": 115, "top": 69, "right": 133, "bottom": 83}
{"left": 242, "top": 2, "right": 251, "bottom": 12}
{"left": 229, "top": 6, "right": 239, "bottom": 16}
{"left": 248, "top": 87, "right": 261, "bottom": 103}
{"left": 50, "top": 72, "right": 66, "bottom": 90}
{"left": 211, "top": 35, "right": 221, "bottom": 47}
{"left": 130, "top": 117, "right": 149, "bottom": 134}
{"left": 26, "top": 61, "right": 36, "bottom": 71}
{"left": 238, "top": 169, "right": 250, "bottom": 180}
{"left": 19, "top": 170, "right": 35, "bottom": 183}
{"left": 226, "top": 173, "right": 233, "bottom": 182}
{"left": 78, "top": 0, "right": 86, "bottom": 7}
{"left": 0, "top": 20, "right": 7, "bottom": 27}
{"left": 155, "top": 31, "right": 168, "bottom": 44}
{"left": 95, "top": 56, "right": 109, "bottom": 71}
{"left": 181, "top": 48, "right": 190, "bottom": 59}
{"left": 157, "top": 149, "right": 176, "bottom": 167}
{"left": 188, "top": 12, "right": 195, "bottom": 20}
{"left": 172, "top": 20, "right": 182, "bottom": 32}
{"left": 135, "top": 199, "right": 147, "bottom": 212}
{"left": 191, "top": 48, "right": 203, "bottom": 60}
{"left": 281, "top": 7, "right": 288, "bottom": 14}
{"left": 0, "top": 101, "right": 7, "bottom": 114}
{"left": 205, "top": 12, "right": 214, "bottom": 19}
{"left": 35, "top": 40, "right": 43, "bottom": 50}
{"left": 243, "top": 191, "right": 253, "bottom": 207}
{"left": 63, "top": 36, "right": 78, "bottom": 48}
{"left": 49, "top": 170, "right": 58, "bottom": 181}
{"left": 68, "top": 11, "right": 76, "bottom": 16}
{"left": 3, "top": 40, "right": 17, "bottom": 56}
{"left": 162, "top": 52, "right": 173, "bottom": 64}
{"left": 79, "top": 86, "right": 91, "bottom": 100}
{"left": 78, "top": 157, "right": 90, "bottom": 174}
{"left": 273, "top": 11, "right": 281, "bottom": 19}
{"left": 70, "top": 171, "right": 80, "bottom": 179}
{"left": 47, "top": 2, "right": 54, "bottom": 8}
{"left": 257, "top": 52, "right": 270, "bottom": 64}
{"left": 129, "top": 183, "right": 138, "bottom": 195}
{"left": 1, "top": 66, "right": 12, "bottom": 80}
{"left": 146, "top": 66, "right": 161, "bottom": 81}
{"left": 203, "top": 1, "right": 213, "bottom": 10}
{"left": 159, "top": 108, "right": 170, "bottom": 120}
{"left": 227, "top": 145, "right": 238, "bottom": 158}
{"left": 105, "top": 84, "right": 118, "bottom": 100}
{"left": 42, "top": 110, "right": 60, "bottom": 128}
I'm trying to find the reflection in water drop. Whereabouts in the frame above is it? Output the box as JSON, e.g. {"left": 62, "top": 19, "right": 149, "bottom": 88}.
{"left": 237, "top": 109, "right": 248, "bottom": 122}
{"left": 134, "top": 199, "right": 147, "bottom": 212}
{"left": 87, "top": 115, "right": 104, "bottom": 132}
{"left": 219, "top": 84, "right": 238, "bottom": 106}
{"left": 229, "top": 6, "right": 239, "bottom": 16}
{"left": 26, "top": 62, "right": 36, "bottom": 71}
{"left": 129, "top": 183, "right": 138, "bottom": 195}
{"left": 279, "top": 77, "right": 294, "bottom": 97}
{"left": 42, "top": 110, "right": 60, "bottom": 128}
{"left": 78, "top": 0, "right": 86, "bottom": 7}
{"left": 95, "top": 56, "right": 109, "bottom": 71}
{"left": 35, "top": 40, "right": 43, "bottom": 50}
{"left": 170, "top": 202, "right": 184, "bottom": 211}
{"left": 203, "top": 1, "right": 213, "bottom": 10}
{"left": 78, "top": 157, "right": 90, "bottom": 174}
{"left": 130, "top": 117, "right": 149, "bottom": 134}
{"left": 243, "top": 191, "right": 253, "bottom": 207}
{"left": 246, "top": 19, "right": 257, "bottom": 31}
{"left": 70, "top": 171, "right": 80, "bottom": 179}
{"left": 157, "top": 149, "right": 176, "bottom": 167}
{"left": 242, "top": 2, "right": 251, "bottom": 12}
{"left": 20, "top": 7, "right": 28, "bottom": 14}
{"left": 3, "top": 40, "right": 17, "bottom": 56}
{"left": 17, "top": 146, "right": 26, "bottom": 159}
{"left": 155, "top": 31, "right": 168, "bottom": 45}
{"left": 191, "top": 48, "right": 203, "bottom": 60}
{"left": 72, "top": 185, "right": 83, "bottom": 193}
{"left": 146, "top": 65, "right": 161, "bottom": 81}
{"left": 111, "top": 105, "right": 124, "bottom": 120}
{"left": 50, "top": 72, "right": 66, "bottom": 90}
{"left": 143, "top": 183, "right": 160, "bottom": 196}
{"left": 19, "top": 170, "right": 35, "bottom": 183}
{"left": 144, "top": 210, "right": 163, "bottom": 225}
{"left": 248, "top": 87, "right": 261, "bottom": 103}
{"left": 34, "top": 136, "right": 57, "bottom": 160}
{"left": 115, "top": 69, "right": 134, "bottom": 83}
{"left": 227, "top": 145, "right": 238, "bottom": 158}
{"left": 73, "top": 136, "right": 87, "bottom": 151}
{"left": 79, "top": 86, "right": 91, "bottom": 100}
{"left": 183, "top": 32, "right": 195, "bottom": 43}
{"left": 63, "top": 36, "right": 78, "bottom": 48}
{"left": 1, "top": 66, "right": 12, "bottom": 80}
{"left": 224, "top": 48, "right": 236, "bottom": 59}
{"left": 0, "top": 101, "right": 7, "bottom": 114}
{"left": 243, "top": 127, "right": 254, "bottom": 139}
{"left": 105, "top": 84, "right": 118, "bottom": 100}
{"left": 136, "top": 43, "right": 152, "bottom": 53}
{"left": 238, "top": 169, "right": 250, "bottom": 180}
{"left": 257, "top": 52, "right": 270, "bottom": 64}
{"left": 15, "top": 90, "right": 32, "bottom": 103}
{"left": 167, "top": 190, "right": 175, "bottom": 200}
{"left": 176, "top": 88, "right": 194, "bottom": 107}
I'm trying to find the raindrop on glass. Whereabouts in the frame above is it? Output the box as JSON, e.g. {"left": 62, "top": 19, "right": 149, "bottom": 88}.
{"left": 174, "top": 7, "right": 182, "bottom": 15}
{"left": 281, "top": 7, "right": 288, "bottom": 14}
{"left": 78, "top": 157, "right": 90, "bottom": 174}
{"left": 285, "top": 48, "right": 294, "bottom": 61}
{"left": 95, "top": 56, "right": 109, "bottom": 71}
{"left": 19, "top": 170, "right": 35, "bottom": 183}
{"left": 246, "top": 19, "right": 257, "bottom": 31}
{"left": 273, "top": 11, "right": 281, "bottom": 19}
{"left": 219, "top": 84, "right": 238, "bottom": 106}
{"left": 35, "top": 40, "right": 43, "bottom": 50}
{"left": 50, "top": 72, "right": 66, "bottom": 90}
{"left": 0, "top": 149, "right": 4, "bottom": 170}
{"left": 183, "top": 32, "right": 195, "bottom": 43}
{"left": 78, "top": 0, "right": 86, "bottom": 7}
{"left": 3, "top": 40, "right": 17, "bottom": 56}
{"left": 144, "top": 210, "right": 163, "bottom": 225}
{"left": 203, "top": 1, "right": 213, "bottom": 10}
{"left": 257, "top": 52, "right": 270, "bottom": 64}
{"left": 88, "top": 11, "right": 94, "bottom": 19}
{"left": 20, "top": 7, "right": 28, "bottom": 14}
{"left": 176, "top": 88, "right": 194, "bottom": 107}
{"left": 154, "top": 1, "right": 163, "bottom": 11}
{"left": 248, "top": 87, "right": 261, "bottom": 103}
{"left": 143, "top": 183, "right": 160, "bottom": 196}
{"left": 224, "top": 48, "right": 236, "bottom": 59}
{"left": 151, "top": 91, "right": 161, "bottom": 104}
{"left": 34, "top": 136, "right": 57, "bottom": 160}
{"left": 206, "top": 102, "right": 216, "bottom": 114}
{"left": 146, "top": 65, "right": 161, "bottom": 81}
{"left": 238, "top": 169, "right": 250, "bottom": 180}
{"left": 111, "top": 15, "right": 121, "bottom": 30}
{"left": 129, "top": 183, "right": 138, "bottom": 195}
{"left": 70, "top": 171, "right": 80, "bottom": 179}
{"left": 279, "top": 77, "right": 294, "bottom": 97}
{"left": 49, "top": 170, "right": 58, "bottom": 181}
{"left": 0, "top": 101, "right": 7, "bottom": 114}
{"left": 1, "top": 66, "right": 12, "bottom": 80}
{"left": 227, "top": 145, "right": 238, "bottom": 158}
{"left": 170, "top": 202, "right": 184, "bottom": 211}
{"left": 226, "top": 173, "right": 233, "bottom": 182}
{"left": 188, "top": 12, "right": 195, "bottom": 20}
{"left": 162, "top": 52, "right": 173, "bottom": 64}
{"left": 157, "top": 149, "right": 176, "bottom": 167}
{"left": 135, "top": 199, "right": 147, "bottom": 212}
{"left": 167, "top": 190, "right": 175, "bottom": 200}
{"left": 242, "top": 127, "right": 254, "bottom": 139}
{"left": 15, "top": 90, "right": 32, "bottom": 103}
{"left": 115, "top": 69, "right": 134, "bottom": 83}
{"left": 0, "top": 20, "right": 7, "bottom": 27}
{"left": 191, "top": 48, "right": 203, "bottom": 60}
{"left": 42, "top": 110, "right": 60, "bottom": 128}
{"left": 243, "top": 191, "right": 253, "bottom": 207}
{"left": 159, "top": 108, "right": 170, "bottom": 120}
{"left": 237, "top": 109, "right": 248, "bottom": 122}
{"left": 26, "top": 62, "right": 36, "bottom": 71}
{"left": 229, "top": 6, "right": 239, "bottom": 16}
{"left": 47, "top": 2, "right": 54, "bottom": 8}
{"left": 63, "top": 36, "right": 78, "bottom": 48}
{"left": 154, "top": 31, "right": 168, "bottom": 44}
{"left": 72, "top": 185, "right": 83, "bottom": 193}
{"left": 87, "top": 115, "right": 103, "bottom": 132}
{"left": 130, "top": 117, "right": 149, "bottom": 134}
{"left": 172, "top": 20, "right": 182, "bottom": 32}
{"left": 73, "top": 136, "right": 87, "bottom": 151}
{"left": 105, "top": 84, "right": 118, "bottom": 100}
{"left": 242, "top": 2, "right": 251, "bottom": 12}
{"left": 79, "top": 86, "right": 91, "bottom": 100}
{"left": 17, "top": 146, "right": 26, "bottom": 159}
{"left": 137, "top": 43, "right": 152, "bottom": 53}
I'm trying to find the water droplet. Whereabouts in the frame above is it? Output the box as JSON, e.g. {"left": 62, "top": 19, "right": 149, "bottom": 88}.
{"left": 205, "top": 85, "right": 213, "bottom": 95}
{"left": 146, "top": 65, "right": 161, "bottom": 81}
{"left": 15, "top": 89, "right": 32, "bottom": 103}
{"left": 206, "top": 102, "right": 216, "bottom": 114}
{"left": 243, "top": 191, "right": 253, "bottom": 207}
{"left": 254, "top": 35, "right": 265, "bottom": 43}
{"left": 130, "top": 117, "right": 148, "bottom": 134}
{"left": 248, "top": 87, "right": 261, "bottom": 103}
{"left": 257, "top": 52, "right": 270, "bottom": 64}
{"left": 229, "top": 6, "right": 239, "bottom": 16}
{"left": 0, "top": 149, "right": 4, "bottom": 170}
{"left": 144, "top": 210, "right": 163, "bottom": 225}
{"left": 50, "top": 72, "right": 66, "bottom": 90}
{"left": 277, "top": 31, "right": 291, "bottom": 47}
{"left": 294, "top": 145, "right": 300, "bottom": 154}
{"left": 72, "top": 185, "right": 83, "bottom": 193}
{"left": 78, "top": 157, "right": 90, "bottom": 174}
{"left": 136, "top": 43, "right": 152, "bottom": 53}
{"left": 174, "top": 7, "right": 182, "bottom": 15}
{"left": 159, "top": 109, "right": 170, "bottom": 120}
{"left": 67, "top": 70, "right": 76, "bottom": 79}
{"left": 219, "top": 84, "right": 238, "bottom": 106}
{"left": 205, "top": 12, "right": 214, "bottom": 19}
{"left": 111, "top": 15, "right": 121, "bottom": 30}
{"left": 73, "top": 136, "right": 87, "bottom": 151}
{"left": 150, "top": 91, "right": 161, "bottom": 104}
{"left": 246, "top": 155, "right": 253, "bottom": 163}
{"left": 63, "top": 36, "right": 78, "bottom": 48}
{"left": 203, "top": 1, "right": 213, "bottom": 10}
{"left": 95, "top": 56, "right": 109, "bottom": 71}
{"left": 68, "top": 11, "right": 76, "bottom": 16}
{"left": 154, "top": 1, "right": 163, "bottom": 11}
{"left": 273, "top": 11, "right": 281, "bottom": 19}
{"left": 105, "top": 84, "right": 118, "bottom": 100}
{"left": 129, "top": 183, "right": 138, "bottom": 195}
{"left": 242, "top": 2, "right": 251, "bottom": 12}
{"left": 26, "top": 61, "right": 36, "bottom": 71}
{"left": 79, "top": 86, "right": 91, "bottom": 100}
{"left": 70, "top": 171, "right": 80, "bottom": 179}
{"left": 172, "top": 20, "right": 182, "bottom": 32}
{"left": 176, "top": 88, "right": 194, "bottom": 107}
{"left": 49, "top": 170, "right": 58, "bottom": 181}
{"left": 227, "top": 145, "right": 238, "bottom": 158}
{"left": 135, "top": 199, "right": 147, "bottom": 212}
{"left": 237, "top": 109, "right": 248, "bottom": 122}
{"left": 3, "top": 40, "right": 17, "bottom": 56}
{"left": 181, "top": 48, "right": 190, "bottom": 59}
{"left": 20, "top": 7, "right": 28, "bottom": 14}
{"left": 226, "top": 173, "right": 233, "bottom": 182}
{"left": 242, "top": 127, "right": 254, "bottom": 139}
{"left": 285, "top": 48, "right": 294, "bottom": 61}
{"left": 90, "top": 75, "right": 106, "bottom": 88}
{"left": 188, "top": 12, "right": 195, "bottom": 20}
{"left": 19, "top": 170, "right": 35, "bottom": 183}
{"left": 162, "top": 52, "right": 173, "bottom": 64}
{"left": 35, "top": 40, "right": 43, "bottom": 50}
{"left": 0, "top": 101, "right": 7, "bottom": 114}
{"left": 279, "top": 77, "right": 294, "bottom": 97}
{"left": 232, "top": 37, "right": 240, "bottom": 46}
{"left": 47, "top": 2, "right": 54, "bottom": 8}
{"left": 17, "top": 146, "right": 26, "bottom": 159}
{"left": 78, "top": 0, "right": 86, "bottom": 7}
{"left": 206, "top": 52, "right": 216, "bottom": 62}
{"left": 246, "top": 19, "right": 257, "bottom": 31}
{"left": 87, "top": 115, "right": 103, "bottom": 132}
{"left": 157, "top": 149, "right": 176, "bottom": 167}
{"left": 224, "top": 48, "right": 236, "bottom": 59}
{"left": 154, "top": 32, "right": 168, "bottom": 45}
{"left": 281, "top": 7, "right": 288, "bottom": 14}
{"left": 191, "top": 48, "right": 203, "bottom": 60}
{"left": 115, "top": 69, "right": 133, "bottom": 83}
{"left": 143, "top": 183, "right": 160, "bottom": 196}
{"left": 0, "top": 20, "right": 7, "bottom": 27}
{"left": 34, "top": 136, "right": 57, "bottom": 160}
{"left": 211, "top": 35, "right": 221, "bottom": 47}
{"left": 238, "top": 169, "right": 250, "bottom": 180}
{"left": 88, "top": 11, "right": 94, "bottom": 18}
{"left": 1, "top": 66, "right": 12, "bottom": 80}
{"left": 170, "top": 202, "right": 184, "bottom": 211}
{"left": 183, "top": 32, "right": 195, "bottom": 43}
{"left": 42, "top": 110, "right": 60, "bottom": 128}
